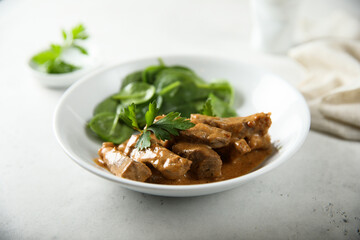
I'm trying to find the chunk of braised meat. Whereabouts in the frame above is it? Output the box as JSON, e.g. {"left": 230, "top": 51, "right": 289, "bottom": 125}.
{"left": 127, "top": 140, "right": 192, "bottom": 180}
{"left": 248, "top": 134, "right": 271, "bottom": 150}
{"left": 191, "top": 113, "right": 272, "bottom": 154}
{"left": 190, "top": 113, "right": 272, "bottom": 139}
{"left": 98, "top": 142, "right": 152, "bottom": 182}
{"left": 172, "top": 142, "right": 222, "bottom": 179}
{"left": 178, "top": 123, "right": 231, "bottom": 148}
{"left": 234, "top": 139, "right": 251, "bottom": 154}
{"left": 120, "top": 134, "right": 166, "bottom": 156}
{"left": 121, "top": 134, "right": 139, "bottom": 156}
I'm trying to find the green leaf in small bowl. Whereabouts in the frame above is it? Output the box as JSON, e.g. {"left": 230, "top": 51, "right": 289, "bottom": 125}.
{"left": 31, "top": 44, "right": 62, "bottom": 65}
{"left": 46, "top": 60, "right": 80, "bottom": 74}
{"left": 73, "top": 44, "right": 88, "bottom": 55}
{"left": 31, "top": 24, "right": 89, "bottom": 75}
{"left": 71, "top": 24, "right": 89, "bottom": 40}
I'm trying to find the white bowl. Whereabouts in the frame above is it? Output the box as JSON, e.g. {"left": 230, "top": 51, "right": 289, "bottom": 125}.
{"left": 28, "top": 64, "right": 95, "bottom": 88}
{"left": 28, "top": 46, "right": 101, "bottom": 88}
{"left": 53, "top": 55, "right": 310, "bottom": 197}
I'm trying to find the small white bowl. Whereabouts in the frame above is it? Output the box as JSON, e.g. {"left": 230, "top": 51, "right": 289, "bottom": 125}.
{"left": 28, "top": 46, "right": 100, "bottom": 88}
{"left": 28, "top": 63, "right": 95, "bottom": 88}
{"left": 53, "top": 55, "right": 310, "bottom": 197}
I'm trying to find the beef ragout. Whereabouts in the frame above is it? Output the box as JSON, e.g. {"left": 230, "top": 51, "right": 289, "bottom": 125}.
{"left": 95, "top": 112, "right": 273, "bottom": 185}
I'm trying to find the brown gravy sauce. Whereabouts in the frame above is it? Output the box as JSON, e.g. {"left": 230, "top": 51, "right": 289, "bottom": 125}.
{"left": 94, "top": 146, "right": 274, "bottom": 185}
{"left": 94, "top": 158, "right": 107, "bottom": 168}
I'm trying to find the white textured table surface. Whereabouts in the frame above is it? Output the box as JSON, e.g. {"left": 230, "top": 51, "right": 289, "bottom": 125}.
{"left": 1, "top": 0, "right": 359, "bottom": 239}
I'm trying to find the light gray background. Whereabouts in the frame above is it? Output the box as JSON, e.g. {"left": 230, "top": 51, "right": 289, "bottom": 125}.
{"left": 0, "top": 0, "right": 359, "bottom": 239}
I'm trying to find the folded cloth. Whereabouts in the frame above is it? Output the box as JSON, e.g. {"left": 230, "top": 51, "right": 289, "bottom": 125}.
{"left": 296, "top": 11, "right": 360, "bottom": 43}
{"left": 289, "top": 39, "right": 360, "bottom": 140}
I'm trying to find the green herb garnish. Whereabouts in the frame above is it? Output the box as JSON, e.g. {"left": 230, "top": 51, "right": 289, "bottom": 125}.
{"left": 120, "top": 102, "right": 195, "bottom": 150}
{"left": 31, "top": 24, "right": 89, "bottom": 74}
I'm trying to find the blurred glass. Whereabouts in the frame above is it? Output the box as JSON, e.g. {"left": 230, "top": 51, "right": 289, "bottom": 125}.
{"left": 251, "top": 0, "right": 299, "bottom": 54}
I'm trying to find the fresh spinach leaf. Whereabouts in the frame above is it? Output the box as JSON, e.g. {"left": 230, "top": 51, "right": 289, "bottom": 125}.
{"left": 158, "top": 81, "right": 181, "bottom": 96}
{"left": 142, "top": 58, "right": 166, "bottom": 84}
{"left": 112, "top": 82, "right": 155, "bottom": 105}
{"left": 159, "top": 99, "right": 205, "bottom": 118}
{"left": 89, "top": 112, "right": 134, "bottom": 144}
{"left": 196, "top": 79, "right": 234, "bottom": 106}
{"left": 120, "top": 71, "right": 143, "bottom": 90}
{"left": 154, "top": 68, "right": 210, "bottom": 104}
{"left": 208, "top": 93, "right": 237, "bottom": 117}
{"left": 208, "top": 80, "right": 234, "bottom": 106}
{"left": 142, "top": 65, "right": 166, "bottom": 84}
{"left": 170, "top": 65, "right": 194, "bottom": 74}
{"left": 94, "top": 97, "right": 118, "bottom": 115}
{"left": 201, "top": 98, "right": 215, "bottom": 116}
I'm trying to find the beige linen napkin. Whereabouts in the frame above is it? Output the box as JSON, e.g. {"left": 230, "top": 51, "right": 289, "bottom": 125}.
{"left": 289, "top": 39, "right": 360, "bottom": 140}
{"left": 296, "top": 11, "right": 360, "bottom": 43}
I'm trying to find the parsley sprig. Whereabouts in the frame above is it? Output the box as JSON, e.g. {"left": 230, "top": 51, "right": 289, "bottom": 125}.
{"left": 31, "top": 24, "right": 89, "bottom": 74}
{"left": 120, "top": 101, "right": 195, "bottom": 150}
